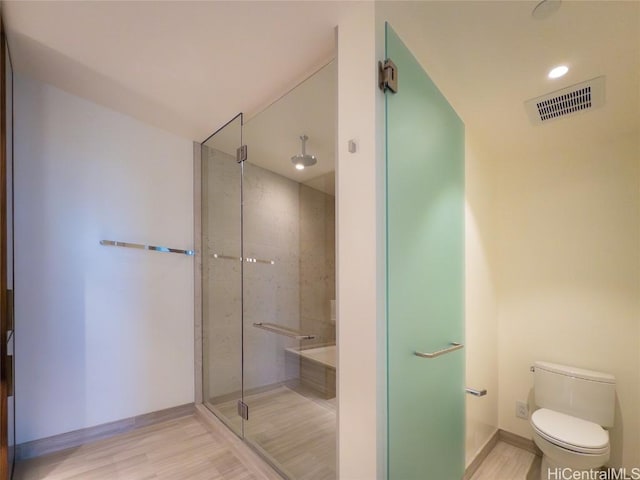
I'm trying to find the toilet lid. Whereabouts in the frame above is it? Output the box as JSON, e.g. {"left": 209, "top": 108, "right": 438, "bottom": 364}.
{"left": 531, "top": 409, "right": 609, "bottom": 454}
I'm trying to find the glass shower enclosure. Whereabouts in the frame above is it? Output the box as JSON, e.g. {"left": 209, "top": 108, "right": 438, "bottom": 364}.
{"left": 201, "top": 61, "right": 336, "bottom": 480}
{"left": 201, "top": 113, "right": 244, "bottom": 439}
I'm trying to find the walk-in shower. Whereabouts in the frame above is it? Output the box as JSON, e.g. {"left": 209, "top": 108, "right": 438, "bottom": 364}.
{"left": 199, "top": 61, "right": 336, "bottom": 480}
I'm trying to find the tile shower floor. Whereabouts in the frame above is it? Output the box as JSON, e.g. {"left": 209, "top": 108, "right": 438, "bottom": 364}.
{"left": 213, "top": 385, "right": 336, "bottom": 480}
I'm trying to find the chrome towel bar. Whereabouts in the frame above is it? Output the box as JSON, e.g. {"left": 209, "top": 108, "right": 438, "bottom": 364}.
{"left": 211, "top": 253, "right": 275, "bottom": 265}
{"left": 465, "top": 387, "right": 487, "bottom": 397}
{"left": 253, "top": 322, "right": 315, "bottom": 340}
{"left": 100, "top": 240, "right": 194, "bottom": 256}
{"left": 414, "top": 342, "right": 464, "bottom": 359}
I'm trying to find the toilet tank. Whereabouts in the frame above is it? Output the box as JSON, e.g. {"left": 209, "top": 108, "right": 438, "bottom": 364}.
{"left": 533, "top": 361, "right": 616, "bottom": 427}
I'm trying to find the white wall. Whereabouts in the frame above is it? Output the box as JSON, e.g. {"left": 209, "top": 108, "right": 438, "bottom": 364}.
{"left": 464, "top": 134, "right": 499, "bottom": 466}
{"left": 337, "top": 3, "right": 384, "bottom": 479}
{"left": 495, "top": 132, "right": 640, "bottom": 469}
{"left": 14, "top": 73, "right": 195, "bottom": 444}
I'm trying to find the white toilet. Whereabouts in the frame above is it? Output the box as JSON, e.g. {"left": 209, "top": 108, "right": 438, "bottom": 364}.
{"left": 530, "top": 361, "right": 616, "bottom": 480}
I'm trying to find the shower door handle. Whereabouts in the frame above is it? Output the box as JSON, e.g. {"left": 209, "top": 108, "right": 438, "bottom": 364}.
{"left": 414, "top": 342, "right": 463, "bottom": 359}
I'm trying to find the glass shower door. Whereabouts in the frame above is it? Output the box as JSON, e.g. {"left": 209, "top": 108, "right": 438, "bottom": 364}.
{"left": 241, "top": 158, "right": 336, "bottom": 480}
{"left": 241, "top": 70, "right": 337, "bottom": 475}
{"left": 385, "top": 23, "right": 465, "bottom": 479}
{"left": 201, "top": 113, "right": 244, "bottom": 437}
{"left": 201, "top": 60, "right": 337, "bottom": 480}
{"left": 241, "top": 155, "right": 303, "bottom": 476}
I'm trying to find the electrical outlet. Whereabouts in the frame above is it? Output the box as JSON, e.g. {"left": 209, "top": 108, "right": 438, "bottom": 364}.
{"left": 516, "top": 401, "right": 529, "bottom": 419}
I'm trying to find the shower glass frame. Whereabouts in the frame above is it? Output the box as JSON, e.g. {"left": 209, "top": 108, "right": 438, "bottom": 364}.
{"left": 200, "top": 60, "right": 337, "bottom": 480}
{"left": 201, "top": 113, "right": 245, "bottom": 438}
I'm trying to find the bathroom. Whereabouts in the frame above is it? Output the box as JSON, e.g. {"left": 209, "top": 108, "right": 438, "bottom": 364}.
{"left": 3, "top": 1, "right": 639, "bottom": 480}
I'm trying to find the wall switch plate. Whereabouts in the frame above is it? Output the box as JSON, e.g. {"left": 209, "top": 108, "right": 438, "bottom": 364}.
{"left": 516, "top": 401, "right": 529, "bottom": 419}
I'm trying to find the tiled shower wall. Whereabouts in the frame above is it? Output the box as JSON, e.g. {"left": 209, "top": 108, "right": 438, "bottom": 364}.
{"left": 203, "top": 145, "right": 335, "bottom": 400}
{"left": 242, "top": 162, "right": 302, "bottom": 392}
{"left": 299, "top": 183, "right": 336, "bottom": 347}
{"left": 202, "top": 146, "right": 243, "bottom": 400}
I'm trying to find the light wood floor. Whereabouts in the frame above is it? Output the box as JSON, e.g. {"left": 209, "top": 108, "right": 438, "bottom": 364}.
{"left": 470, "top": 441, "right": 541, "bottom": 480}
{"left": 214, "top": 385, "right": 336, "bottom": 480}
{"left": 14, "top": 411, "right": 537, "bottom": 480}
{"left": 13, "top": 413, "right": 283, "bottom": 480}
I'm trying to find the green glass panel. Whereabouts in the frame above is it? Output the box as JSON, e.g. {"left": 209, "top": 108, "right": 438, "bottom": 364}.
{"left": 386, "top": 23, "right": 465, "bottom": 480}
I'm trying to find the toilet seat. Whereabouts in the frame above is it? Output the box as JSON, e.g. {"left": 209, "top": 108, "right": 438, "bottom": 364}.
{"left": 531, "top": 409, "right": 609, "bottom": 455}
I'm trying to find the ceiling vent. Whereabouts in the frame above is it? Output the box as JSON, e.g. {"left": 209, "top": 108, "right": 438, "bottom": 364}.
{"left": 524, "top": 76, "right": 605, "bottom": 125}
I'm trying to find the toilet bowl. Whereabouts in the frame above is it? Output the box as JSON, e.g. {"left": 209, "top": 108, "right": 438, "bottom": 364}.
{"left": 530, "top": 362, "right": 615, "bottom": 480}
{"left": 531, "top": 408, "right": 609, "bottom": 475}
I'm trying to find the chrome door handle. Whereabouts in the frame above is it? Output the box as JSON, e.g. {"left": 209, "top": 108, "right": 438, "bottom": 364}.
{"left": 414, "top": 342, "right": 463, "bottom": 359}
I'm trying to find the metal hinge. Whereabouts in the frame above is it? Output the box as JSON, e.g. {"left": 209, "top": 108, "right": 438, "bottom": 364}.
{"left": 237, "top": 400, "right": 249, "bottom": 420}
{"left": 378, "top": 59, "right": 398, "bottom": 93}
{"left": 236, "top": 145, "right": 248, "bottom": 163}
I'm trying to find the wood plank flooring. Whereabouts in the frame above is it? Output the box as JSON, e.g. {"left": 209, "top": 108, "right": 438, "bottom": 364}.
{"left": 14, "top": 414, "right": 283, "bottom": 480}
{"left": 214, "top": 385, "right": 336, "bottom": 480}
{"left": 14, "top": 409, "right": 538, "bottom": 480}
{"left": 469, "top": 441, "right": 541, "bottom": 480}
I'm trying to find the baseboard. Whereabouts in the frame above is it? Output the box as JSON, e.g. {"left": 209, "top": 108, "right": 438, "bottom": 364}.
{"left": 464, "top": 429, "right": 500, "bottom": 480}
{"left": 16, "top": 402, "right": 195, "bottom": 461}
{"left": 498, "top": 428, "right": 542, "bottom": 457}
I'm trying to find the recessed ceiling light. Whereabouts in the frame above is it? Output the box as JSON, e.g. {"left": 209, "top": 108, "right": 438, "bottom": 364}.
{"left": 548, "top": 65, "right": 569, "bottom": 79}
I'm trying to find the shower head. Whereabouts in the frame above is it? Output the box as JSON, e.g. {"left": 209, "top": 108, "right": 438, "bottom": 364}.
{"left": 291, "top": 134, "right": 317, "bottom": 170}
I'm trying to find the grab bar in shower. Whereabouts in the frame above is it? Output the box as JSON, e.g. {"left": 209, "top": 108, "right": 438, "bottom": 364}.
{"left": 100, "top": 240, "right": 194, "bottom": 256}
{"left": 414, "top": 342, "right": 464, "bottom": 359}
{"left": 252, "top": 322, "right": 316, "bottom": 340}
{"left": 465, "top": 387, "right": 487, "bottom": 397}
{"left": 211, "top": 253, "right": 275, "bottom": 265}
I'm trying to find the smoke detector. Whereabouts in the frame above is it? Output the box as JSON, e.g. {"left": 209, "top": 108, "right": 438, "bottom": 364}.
{"left": 524, "top": 76, "right": 605, "bottom": 125}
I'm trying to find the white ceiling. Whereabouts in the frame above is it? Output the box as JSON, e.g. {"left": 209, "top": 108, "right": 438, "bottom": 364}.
{"left": 3, "top": 1, "right": 639, "bottom": 171}
{"left": 379, "top": 1, "right": 639, "bottom": 159}
{"left": 2, "top": 1, "right": 341, "bottom": 142}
